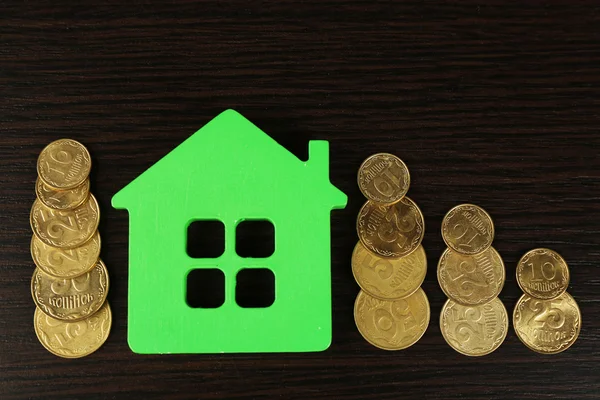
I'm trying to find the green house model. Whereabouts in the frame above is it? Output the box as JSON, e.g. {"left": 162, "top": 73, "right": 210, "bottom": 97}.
{"left": 112, "top": 110, "right": 347, "bottom": 353}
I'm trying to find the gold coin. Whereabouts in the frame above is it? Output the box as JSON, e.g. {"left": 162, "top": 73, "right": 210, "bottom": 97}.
{"left": 31, "top": 259, "right": 109, "bottom": 322}
{"left": 36, "top": 177, "right": 90, "bottom": 211}
{"left": 34, "top": 301, "right": 111, "bottom": 358}
{"left": 441, "top": 204, "right": 494, "bottom": 255}
{"left": 30, "top": 195, "right": 100, "bottom": 249}
{"left": 352, "top": 241, "right": 426, "bottom": 300}
{"left": 437, "top": 246, "right": 505, "bottom": 306}
{"left": 516, "top": 248, "right": 570, "bottom": 300}
{"left": 440, "top": 297, "right": 508, "bottom": 356}
{"left": 354, "top": 288, "right": 430, "bottom": 350}
{"left": 357, "top": 197, "right": 425, "bottom": 259}
{"left": 357, "top": 153, "right": 410, "bottom": 204}
{"left": 31, "top": 232, "right": 101, "bottom": 278}
{"left": 37, "top": 139, "right": 91, "bottom": 190}
{"left": 513, "top": 292, "right": 581, "bottom": 354}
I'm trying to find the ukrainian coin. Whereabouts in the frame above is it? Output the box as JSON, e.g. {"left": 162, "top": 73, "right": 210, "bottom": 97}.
{"left": 357, "top": 197, "right": 425, "bottom": 259}
{"left": 513, "top": 292, "right": 581, "bottom": 354}
{"left": 357, "top": 153, "right": 410, "bottom": 204}
{"left": 31, "top": 259, "right": 109, "bottom": 322}
{"left": 37, "top": 139, "right": 91, "bottom": 190}
{"left": 442, "top": 204, "right": 494, "bottom": 255}
{"left": 30, "top": 195, "right": 99, "bottom": 249}
{"left": 516, "top": 248, "right": 570, "bottom": 300}
{"left": 438, "top": 247, "right": 505, "bottom": 306}
{"left": 354, "top": 288, "right": 430, "bottom": 350}
{"left": 34, "top": 301, "right": 111, "bottom": 358}
{"left": 31, "top": 232, "right": 101, "bottom": 279}
{"left": 440, "top": 297, "right": 508, "bottom": 356}
{"left": 36, "top": 177, "right": 90, "bottom": 211}
{"left": 352, "top": 241, "right": 426, "bottom": 300}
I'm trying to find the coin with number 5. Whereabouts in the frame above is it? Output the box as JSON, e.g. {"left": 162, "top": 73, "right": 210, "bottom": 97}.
{"left": 352, "top": 241, "right": 427, "bottom": 300}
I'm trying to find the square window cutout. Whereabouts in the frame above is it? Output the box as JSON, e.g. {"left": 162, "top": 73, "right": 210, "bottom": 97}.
{"left": 236, "top": 268, "right": 275, "bottom": 308}
{"left": 236, "top": 220, "right": 275, "bottom": 258}
{"left": 187, "top": 220, "right": 225, "bottom": 258}
{"left": 186, "top": 269, "right": 225, "bottom": 308}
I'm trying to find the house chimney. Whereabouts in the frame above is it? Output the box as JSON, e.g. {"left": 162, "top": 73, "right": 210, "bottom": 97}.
{"left": 308, "top": 140, "right": 329, "bottom": 170}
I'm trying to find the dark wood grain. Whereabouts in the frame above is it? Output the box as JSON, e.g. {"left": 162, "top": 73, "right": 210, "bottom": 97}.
{"left": 1, "top": 1, "right": 600, "bottom": 399}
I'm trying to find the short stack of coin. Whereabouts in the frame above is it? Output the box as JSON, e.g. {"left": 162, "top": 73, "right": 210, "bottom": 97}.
{"left": 513, "top": 248, "right": 581, "bottom": 354}
{"left": 352, "top": 153, "right": 429, "bottom": 351}
{"left": 30, "top": 139, "right": 111, "bottom": 358}
{"left": 438, "top": 204, "right": 508, "bottom": 356}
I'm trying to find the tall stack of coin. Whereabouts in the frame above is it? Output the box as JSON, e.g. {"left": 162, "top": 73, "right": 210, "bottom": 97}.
{"left": 513, "top": 248, "right": 581, "bottom": 354}
{"left": 353, "top": 153, "right": 429, "bottom": 351}
{"left": 30, "top": 139, "right": 111, "bottom": 358}
{"left": 437, "top": 204, "right": 508, "bottom": 356}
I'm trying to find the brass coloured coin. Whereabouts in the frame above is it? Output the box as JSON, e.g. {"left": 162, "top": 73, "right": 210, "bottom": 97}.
{"left": 36, "top": 177, "right": 90, "bottom": 211}
{"left": 354, "top": 288, "right": 430, "bottom": 351}
{"left": 31, "top": 232, "right": 101, "bottom": 279}
{"left": 442, "top": 204, "right": 494, "bottom": 255}
{"left": 30, "top": 195, "right": 100, "bottom": 249}
{"left": 357, "top": 197, "right": 425, "bottom": 259}
{"left": 352, "top": 241, "right": 426, "bottom": 300}
{"left": 437, "top": 246, "right": 505, "bottom": 306}
{"left": 516, "top": 248, "right": 570, "bottom": 300}
{"left": 513, "top": 292, "right": 581, "bottom": 354}
{"left": 357, "top": 153, "right": 410, "bottom": 204}
{"left": 34, "top": 301, "right": 111, "bottom": 358}
{"left": 440, "top": 297, "right": 508, "bottom": 356}
{"left": 31, "top": 259, "right": 109, "bottom": 322}
{"left": 37, "top": 139, "right": 91, "bottom": 190}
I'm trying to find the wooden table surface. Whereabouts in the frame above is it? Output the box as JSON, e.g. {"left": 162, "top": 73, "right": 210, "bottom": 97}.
{"left": 1, "top": 2, "right": 599, "bottom": 399}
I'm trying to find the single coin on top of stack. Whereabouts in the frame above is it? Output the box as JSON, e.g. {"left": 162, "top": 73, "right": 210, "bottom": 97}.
{"left": 30, "top": 139, "right": 111, "bottom": 358}
{"left": 438, "top": 204, "right": 508, "bottom": 356}
{"left": 352, "top": 153, "right": 429, "bottom": 351}
{"left": 513, "top": 248, "right": 581, "bottom": 354}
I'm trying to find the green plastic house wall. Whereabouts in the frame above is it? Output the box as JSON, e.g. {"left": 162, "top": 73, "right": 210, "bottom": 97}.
{"left": 112, "top": 110, "right": 347, "bottom": 353}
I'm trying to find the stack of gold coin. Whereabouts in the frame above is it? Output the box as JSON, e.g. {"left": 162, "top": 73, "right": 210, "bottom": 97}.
{"left": 513, "top": 248, "right": 581, "bottom": 354}
{"left": 438, "top": 204, "right": 508, "bottom": 356}
{"left": 353, "top": 153, "right": 429, "bottom": 351}
{"left": 30, "top": 139, "right": 111, "bottom": 358}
